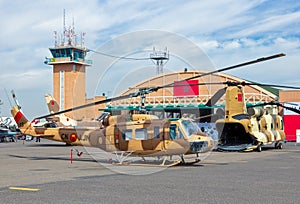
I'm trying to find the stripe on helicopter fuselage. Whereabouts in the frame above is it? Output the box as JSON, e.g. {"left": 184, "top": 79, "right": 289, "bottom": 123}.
{"left": 14, "top": 111, "right": 23, "bottom": 123}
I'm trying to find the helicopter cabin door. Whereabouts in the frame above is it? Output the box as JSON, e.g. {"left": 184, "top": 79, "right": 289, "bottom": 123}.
{"left": 117, "top": 125, "right": 131, "bottom": 151}
{"left": 163, "top": 123, "right": 186, "bottom": 152}
{"left": 152, "top": 125, "right": 163, "bottom": 151}
{"left": 151, "top": 120, "right": 172, "bottom": 151}
{"left": 169, "top": 124, "right": 184, "bottom": 140}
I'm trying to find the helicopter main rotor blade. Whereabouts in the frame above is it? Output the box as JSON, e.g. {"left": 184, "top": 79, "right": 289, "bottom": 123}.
{"left": 276, "top": 103, "right": 300, "bottom": 114}
{"left": 34, "top": 94, "right": 134, "bottom": 120}
{"left": 238, "top": 82, "right": 300, "bottom": 90}
{"left": 208, "top": 81, "right": 300, "bottom": 90}
{"left": 248, "top": 102, "right": 300, "bottom": 114}
{"left": 136, "top": 53, "right": 285, "bottom": 91}
{"left": 205, "top": 87, "right": 227, "bottom": 106}
{"left": 175, "top": 53, "right": 285, "bottom": 84}
{"left": 165, "top": 81, "right": 300, "bottom": 90}
{"left": 34, "top": 53, "right": 285, "bottom": 119}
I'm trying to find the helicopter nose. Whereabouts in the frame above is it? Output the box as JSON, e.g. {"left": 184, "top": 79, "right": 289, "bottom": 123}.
{"left": 189, "top": 141, "right": 209, "bottom": 153}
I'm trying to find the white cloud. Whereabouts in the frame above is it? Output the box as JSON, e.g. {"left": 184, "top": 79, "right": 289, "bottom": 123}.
{"left": 199, "top": 40, "right": 220, "bottom": 50}
{"left": 235, "top": 11, "right": 300, "bottom": 37}
{"left": 0, "top": 70, "right": 50, "bottom": 89}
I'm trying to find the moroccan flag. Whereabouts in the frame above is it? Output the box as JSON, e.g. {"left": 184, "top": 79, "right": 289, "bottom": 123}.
{"left": 173, "top": 80, "right": 199, "bottom": 97}
{"left": 237, "top": 93, "right": 243, "bottom": 102}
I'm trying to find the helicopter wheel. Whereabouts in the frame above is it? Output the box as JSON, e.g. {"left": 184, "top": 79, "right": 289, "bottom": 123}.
{"left": 216, "top": 148, "right": 223, "bottom": 152}
{"left": 256, "top": 145, "right": 262, "bottom": 152}
{"left": 277, "top": 143, "right": 283, "bottom": 149}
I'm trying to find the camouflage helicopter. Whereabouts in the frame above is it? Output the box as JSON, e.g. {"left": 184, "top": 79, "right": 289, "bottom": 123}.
{"left": 43, "top": 94, "right": 214, "bottom": 162}
{"left": 12, "top": 92, "right": 215, "bottom": 166}
{"left": 214, "top": 81, "right": 300, "bottom": 152}
{"left": 11, "top": 53, "right": 286, "bottom": 165}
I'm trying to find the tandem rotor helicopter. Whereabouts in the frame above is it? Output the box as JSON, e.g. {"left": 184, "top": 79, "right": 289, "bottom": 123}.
{"left": 10, "top": 53, "right": 300, "bottom": 165}
{"left": 214, "top": 81, "right": 300, "bottom": 152}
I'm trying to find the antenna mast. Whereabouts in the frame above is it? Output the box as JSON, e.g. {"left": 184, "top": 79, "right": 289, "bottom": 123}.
{"left": 53, "top": 9, "right": 83, "bottom": 48}
{"left": 62, "top": 8, "right": 66, "bottom": 46}
{"left": 0, "top": 99, "right": 3, "bottom": 123}
{"left": 150, "top": 47, "right": 169, "bottom": 75}
{"left": 54, "top": 31, "right": 57, "bottom": 47}
{"left": 72, "top": 17, "right": 76, "bottom": 46}
{"left": 81, "top": 32, "right": 85, "bottom": 48}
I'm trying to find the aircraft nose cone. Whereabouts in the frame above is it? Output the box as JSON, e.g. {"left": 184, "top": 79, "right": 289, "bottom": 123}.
{"left": 189, "top": 141, "right": 209, "bottom": 153}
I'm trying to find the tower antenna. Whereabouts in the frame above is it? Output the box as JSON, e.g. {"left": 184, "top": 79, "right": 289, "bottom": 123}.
{"left": 150, "top": 47, "right": 169, "bottom": 75}
{"left": 62, "top": 8, "right": 66, "bottom": 46}
{"left": 72, "top": 16, "right": 75, "bottom": 46}
{"left": 54, "top": 31, "right": 57, "bottom": 47}
{"left": 81, "top": 32, "right": 85, "bottom": 48}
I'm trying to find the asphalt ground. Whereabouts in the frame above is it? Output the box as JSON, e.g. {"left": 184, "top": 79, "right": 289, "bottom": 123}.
{"left": 0, "top": 139, "right": 300, "bottom": 204}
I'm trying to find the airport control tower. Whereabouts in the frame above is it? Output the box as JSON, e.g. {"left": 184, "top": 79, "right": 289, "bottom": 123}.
{"left": 44, "top": 15, "right": 92, "bottom": 116}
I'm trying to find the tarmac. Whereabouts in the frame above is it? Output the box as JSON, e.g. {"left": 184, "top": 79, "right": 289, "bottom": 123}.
{"left": 1, "top": 139, "right": 300, "bottom": 204}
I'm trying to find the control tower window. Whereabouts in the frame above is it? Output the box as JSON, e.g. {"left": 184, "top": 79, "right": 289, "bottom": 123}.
{"left": 66, "top": 49, "right": 71, "bottom": 58}
{"left": 74, "top": 50, "right": 84, "bottom": 60}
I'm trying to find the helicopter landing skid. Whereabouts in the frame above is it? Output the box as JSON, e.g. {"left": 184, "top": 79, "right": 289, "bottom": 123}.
{"left": 112, "top": 151, "right": 135, "bottom": 164}
{"left": 111, "top": 156, "right": 180, "bottom": 167}
{"left": 117, "top": 159, "right": 181, "bottom": 167}
{"left": 178, "top": 156, "right": 201, "bottom": 166}
{"left": 111, "top": 155, "right": 200, "bottom": 167}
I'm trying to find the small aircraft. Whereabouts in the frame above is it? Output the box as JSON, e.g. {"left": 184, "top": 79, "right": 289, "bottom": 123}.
{"left": 0, "top": 98, "right": 22, "bottom": 142}
{"left": 0, "top": 123, "right": 20, "bottom": 142}
{"left": 215, "top": 81, "right": 300, "bottom": 152}
{"left": 10, "top": 53, "right": 287, "bottom": 164}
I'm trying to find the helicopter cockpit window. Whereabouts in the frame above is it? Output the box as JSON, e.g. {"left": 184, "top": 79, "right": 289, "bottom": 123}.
{"left": 135, "top": 128, "right": 147, "bottom": 140}
{"left": 170, "top": 124, "right": 177, "bottom": 140}
{"left": 122, "top": 130, "right": 132, "bottom": 141}
{"left": 170, "top": 125, "right": 184, "bottom": 139}
{"left": 178, "top": 128, "right": 184, "bottom": 139}
{"left": 44, "top": 122, "right": 58, "bottom": 128}
{"left": 154, "top": 126, "right": 160, "bottom": 139}
{"left": 181, "top": 119, "right": 201, "bottom": 137}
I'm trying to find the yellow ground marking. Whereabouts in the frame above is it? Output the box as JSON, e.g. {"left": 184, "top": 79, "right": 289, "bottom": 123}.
{"left": 9, "top": 186, "right": 40, "bottom": 191}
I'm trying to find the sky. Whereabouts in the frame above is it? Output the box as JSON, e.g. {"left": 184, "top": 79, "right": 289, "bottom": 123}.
{"left": 0, "top": 0, "right": 300, "bottom": 119}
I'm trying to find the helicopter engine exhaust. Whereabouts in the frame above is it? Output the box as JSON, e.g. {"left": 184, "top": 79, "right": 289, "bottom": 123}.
{"left": 216, "top": 122, "right": 256, "bottom": 151}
